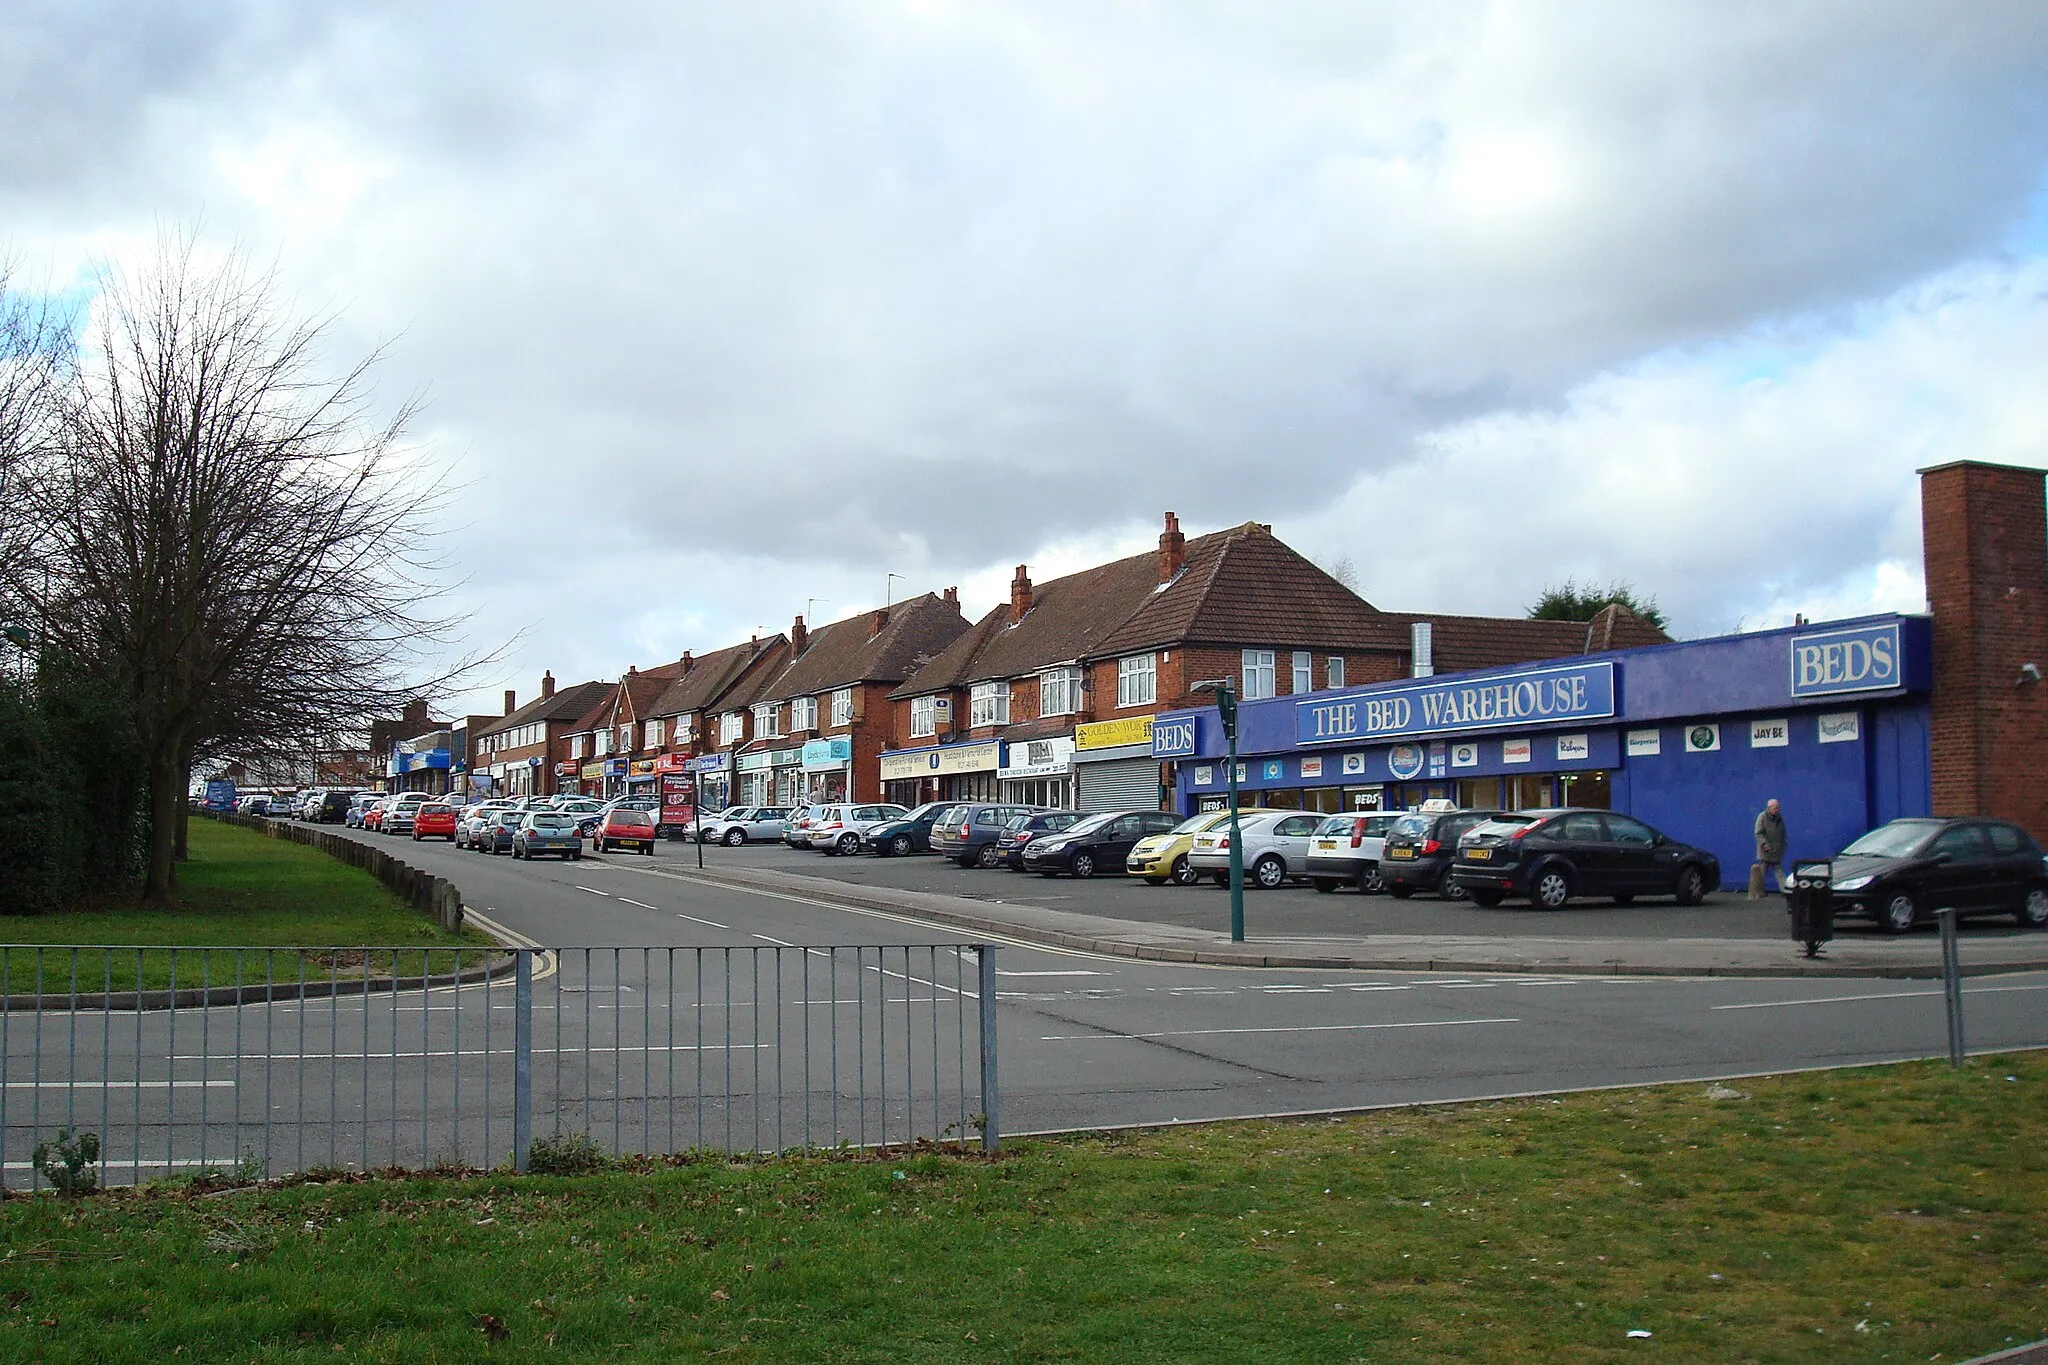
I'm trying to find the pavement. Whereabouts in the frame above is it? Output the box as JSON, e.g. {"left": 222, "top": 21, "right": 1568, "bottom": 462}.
{"left": 595, "top": 845, "right": 2048, "bottom": 979}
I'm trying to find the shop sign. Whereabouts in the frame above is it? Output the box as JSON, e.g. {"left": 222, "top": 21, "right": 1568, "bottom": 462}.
{"left": 1341, "top": 753, "right": 1367, "bottom": 776}
{"left": 802, "top": 736, "right": 852, "bottom": 770}
{"left": 737, "top": 751, "right": 774, "bottom": 772}
{"left": 581, "top": 762, "right": 605, "bottom": 780}
{"left": 1387, "top": 743, "right": 1425, "bottom": 781}
{"left": 1556, "top": 734, "right": 1590, "bottom": 762}
{"left": 1817, "top": 711, "right": 1860, "bottom": 744}
{"left": 1192, "top": 764, "right": 1214, "bottom": 786}
{"left": 769, "top": 746, "right": 806, "bottom": 767}
{"left": 629, "top": 759, "right": 656, "bottom": 776}
{"left": 1428, "top": 742, "right": 1447, "bottom": 779}
{"left": 655, "top": 753, "right": 691, "bottom": 773}
{"left": 1790, "top": 622, "right": 1900, "bottom": 698}
{"left": 1000, "top": 736, "right": 1074, "bottom": 779}
{"left": 555, "top": 762, "right": 579, "bottom": 776}
{"left": 1502, "top": 739, "right": 1532, "bottom": 765}
{"left": 1297, "top": 661, "right": 1616, "bottom": 744}
{"left": 880, "top": 740, "right": 1000, "bottom": 780}
{"left": 526, "top": 756, "right": 543, "bottom": 768}
{"left": 1749, "top": 718, "right": 1789, "bottom": 749}
{"left": 1300, "top": 756, "right": 1323, "bottom": 778}
{"left": 1150, "top": 716, "right": 1198, "bottom": 758}
{"left": 659, "top": 773, "right": 695, "bottom": 828}
{"left": 1076, "top": 715, "right": 1154, "bottom": 751}
{"left": 686, "top": 752, "right": 731, "bottom": 774}
{"left": 1626, "top": 729, "right": 1661, "bottom": 757}
{"left": 1685, "top": 723, "right": 1721, "bottom": 753}
{"left": 1260, "top": 760, "right": 1283, "bottom": 781}
{"left": 602, "top": 758, "right": 627, "bottom": 777}
{"left": 1450, "top": 742, "right": 1478, "bottom": 768}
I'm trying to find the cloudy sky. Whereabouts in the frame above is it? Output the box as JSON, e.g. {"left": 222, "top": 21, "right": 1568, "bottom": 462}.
{"left": 8, "top": 1, "right": 2048, "bottom": 712}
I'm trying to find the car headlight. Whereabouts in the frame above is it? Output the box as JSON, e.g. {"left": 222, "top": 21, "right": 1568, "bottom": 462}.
{"left": 1831, "top": 874, "right": 1872, "bottom": 892}
{"left": 1034, "top": 840, "right": 1066, "bottom": 853}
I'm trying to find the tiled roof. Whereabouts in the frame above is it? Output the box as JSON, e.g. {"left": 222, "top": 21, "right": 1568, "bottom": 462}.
{"left": 614, "top": 663, "right": 680, "bottom": 724}
{"left": 565, "top": 688, "right": 616, "bottom": 736}
{"left": 758, "top": 593, "right": 969, "bottom": 702}
{"left": 1380, "top": 604, "right": 1670, "bottom": 674}
{"left": 649, "top": 638, "right": 788, "bottom": 718}
{"left": 476, "top": 679, "right": 612, "bottom": 738}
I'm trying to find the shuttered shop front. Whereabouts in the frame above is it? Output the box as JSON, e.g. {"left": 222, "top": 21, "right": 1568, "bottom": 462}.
{"left": 1073, "top": 716, "right": 1162, "bottom": 811}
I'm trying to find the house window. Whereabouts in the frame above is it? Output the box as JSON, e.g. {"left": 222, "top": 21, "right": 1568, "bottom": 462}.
{"left": 1038, "top": 667, "right": 1081, "bottom": 717}
{"left": 594, "top": 729, "right": 612, "bottom": 756}
{"left": 791, "top": 697, "right": 817, "bottom": 732}
{"left": 644, "top": 719, "right": 663, "bottom": 749}
{"left": 570, "top": 734, "right": 586, "bottom": 760}
{"left": 1242, "top": 649, "right": 1276, "bottom": 700}
{"left": 617, "top": 726, "right": 631, "bottom": 752}
{"left": 1292, "top": 651, "right": 1312, "bottom": 695}
{"left": 719, "top": 712, "right": 744, "bottom": 745}
{"left": 753, "top": 703, "right": 780, "bottom": 739}
{"left": 910, "top": 695, "right": 937, "bottom": 738}
{"left": 970, "top": 681, "right": 1010, "bottom": 727}
{"left": 830, "top": 689, "right": 853, "bottom": 727}
{"left": 1327, "top": 656, "right": 1345, "bottom": 689}
{"left": 1117, "top": 654, "right": 1156, "bottom": 708}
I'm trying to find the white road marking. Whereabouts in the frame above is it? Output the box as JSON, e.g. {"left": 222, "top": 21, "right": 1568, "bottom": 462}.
{"left": 4, "top": 1080, "right": 233, "bottom": 1089}
{"left": 676, "top": 913, "right": 731, "bottom": 930}
{"left": 1712, "top": 982, "right": 2048, "bottom": 1011}
{"left": 752, "top": 934, "right": 795, "bottom": 946}
{"left": 997, "top": 970, "right": 1105, "bottom": 978}
{"left": 1040, "top": 1018, "right": 1520, "bottom": 1041}
{"left": 576, "top": 886, "right": 611, "bottom": 897}
{"left": 619, "top": 897, "right": 659, "bottom": 910}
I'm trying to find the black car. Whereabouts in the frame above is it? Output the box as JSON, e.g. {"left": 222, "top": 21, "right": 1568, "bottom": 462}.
{"left": 995, "top": 810, "right": 1086, "bottom": 869}
{"left": 1449, "top": 808, "right": 1719, "bottom": 910}
{"left": 1380, "top": 807, "right": 1502, "bottom": 900}
{"left": 1020, "top": 809, "right": 1183, "bottom": 878}
{"left": 1822, "top": 817, "right": 2048, "bottom": 933}
{"left": 315, "top": 790, "right": 357, "bottom": 823}
{"left": 861, "top": 802, "right": 955, "bottom": 857}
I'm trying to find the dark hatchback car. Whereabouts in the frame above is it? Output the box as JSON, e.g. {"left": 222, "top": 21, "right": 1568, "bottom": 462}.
{"left": 930, "top": 804, "right": 1039, "bottom": 868}
{"left": 1823, "top": 816, "right": 2048, "bottom": 933}
{"left": 1449, "top": 808, "right": 1719, "bottom": 910}
{"left": 1020, "top": 809, "right": 1183, "bottom": 878}
{"left": 862, "top": 802, "right": 955, "bottom": 857}
{"left": 1381, "top": 808, "right": 1502, "bottom": 900}
{"left": 315, "top": 789, "right": 357, "bottom": 823}
{"left": 996, "top": 810, "right": 1087, "bottom": 869}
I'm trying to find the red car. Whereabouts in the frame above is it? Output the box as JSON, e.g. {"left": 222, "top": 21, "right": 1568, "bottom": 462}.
{"left": 411, "top": 803, "right": 459, "bottom": 842}
{"left": 363, "top": 800, "right": 390, "bottom": 832}
{"left": 593, "top": 808, "right": 658, "bottom": 856}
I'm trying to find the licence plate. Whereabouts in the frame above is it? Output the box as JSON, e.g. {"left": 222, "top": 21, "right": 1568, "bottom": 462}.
{"left": 1467, "top": 848, "right": 1491, "bottom": 861}
{"left": 1387, "top": 847, "right": 1414, "bottom": 859}
{"left": 1314, "top": 839, "right": 1337, "bottom": 851}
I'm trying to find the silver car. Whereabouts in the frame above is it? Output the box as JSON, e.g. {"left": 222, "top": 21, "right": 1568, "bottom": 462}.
{"left": 381, "top": 793, "right": 432, "bottom": 835}
{"left": 699, "top": 806, "right": 791, "bottom": 846}
{"left": 1187, "top": 810, "right": 1324, "bottom": 890}
{"left": 805, "top": 803, "right": 910, "bottom": 856}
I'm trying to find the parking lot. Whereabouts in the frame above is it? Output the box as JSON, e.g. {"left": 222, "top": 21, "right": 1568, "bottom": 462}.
{"left": 615, "top": 837, "right": 2034, "bottom": 943}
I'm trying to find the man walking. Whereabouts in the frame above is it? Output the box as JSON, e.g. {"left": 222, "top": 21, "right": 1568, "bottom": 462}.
{"left": 1751, "top": 797, "right": 1788, "bottom": 898}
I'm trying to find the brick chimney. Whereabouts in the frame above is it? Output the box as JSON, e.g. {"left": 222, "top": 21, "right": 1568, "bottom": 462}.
{"left": 943, "top": 586, "right": 958, "bottom": 608}
{"left": 541, "top": 671, "right": 555, "bottom": 699}
{"left": 679, "top": 651, "right": 693, "bottom": 673}
{"left": 503, "top": 690, "right": 517, "bottom": 716}
{"left": 1158, "top": 511, "right": 1186, "bottom": 582}
{"left": 1920, "top": 460, "right": 2048, "bottom": 837}
{"left": 791, "top": 615, "right": 809, "bottom": 654}
{"left": 1010, "top": 565, "right": 1034, "bottom": 623}
{"left": 869, "top": 607, "right": 888, "bottom": 636}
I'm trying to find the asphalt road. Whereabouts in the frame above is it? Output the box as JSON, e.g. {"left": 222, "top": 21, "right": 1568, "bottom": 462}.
{"left": 6, "top": 823, "right": 2043, "bottom": 1185}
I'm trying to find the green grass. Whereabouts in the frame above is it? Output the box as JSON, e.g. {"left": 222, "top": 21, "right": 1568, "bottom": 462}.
{"left": 0, "top": 818, "right": 493, "bottom": 993}
{"left": 0, "top": 1054, "right": 2042, "bottom": 1362}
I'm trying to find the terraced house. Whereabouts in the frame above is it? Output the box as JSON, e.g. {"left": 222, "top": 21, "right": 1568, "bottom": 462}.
{"left": 473, "top": 672, "right": 613, "bottom": 798}
{"left": 645, "top": 634, "right": 794, "bottom": 812}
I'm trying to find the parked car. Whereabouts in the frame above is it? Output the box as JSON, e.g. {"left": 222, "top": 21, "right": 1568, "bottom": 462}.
{"left": 362, "top": 797, "right": 392, "bottom": 831}
{"left": 477, "top": 809, "right": 528, "bottom": 855}
{"left": 1307, "top": 812, "right": 1401, "bottom": 894}
{"left": 512, "top": 811, "right": 584, "bottom": 861}
{"left": 593, "top": 807, "right": 659, "bottom": 855}
{"left": 293, "top": 789, "right": 324, "bottom": 819}
{"left": 456, "top": 802, "right": 513, "bottom": 849}
{"left": 861, "top": 802, "right": 957, "bottom": 857}
{"left": 1188, "top": 810, "right": 1325, "bottom": 889}
{"left": 1821, "top": 816, "right": 2048, "bottom": 933}
{"left": 805, "top": 803, "right": 911, "bottom": 856}
{"left": 1021, "top": 809, "right": 1182, "bottom": 878}
{"left": 699, "top": 806, "right": 791, "bottom": 846}
{"left": 929, "top": 803, "right": 1040, "bottom": 868}
{"left": 1126, "top": 807, "right": 1273, "bottom": 887}
{"left": 268, "top": 793, "right": 300, "bottom": 818}
{"left": 314, "top": 790, "right": 357, "bottom": 823}
{"left": 1381, "top": 806, "right": 1502, "bottom": 900}
{"left": 410, "top": 802, "right": 459, "bottom": 842}
{"left": 1448, "top": 808, "right": 1719, "bottom": 911}
{"left": 345, "top": 792, "right": 384, "bottom": 828}
{"left": 380, "top": 793, "right": 432, "bottom": 836}
{"left": 782, "top": 805, "right": 820, "bottom": 848}
{"left": 995, "top": 810, "right": 1087, "bottom": 869}
{"left": 235, "top": 794, "right": 268, "bottom": 816}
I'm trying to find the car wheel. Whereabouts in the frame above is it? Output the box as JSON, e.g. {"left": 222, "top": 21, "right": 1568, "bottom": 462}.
{"left": 977, "top": 843, "right": 1002, "bottom": 869}
{"left": 1674, "top": 865, "right": 1707, "bottom": 907}
{"left": 1142, "top": 877, "right": 1166, "bottom": 887}
{"left": 725, "top": 829, "right": 745, "bottom": 846}
{"left": 1211, "top": 872, "right": 1229, "bottom": 888}
{"left": 1311, "top": 878, "right": 1338, "bottom": 894}
{"left": 1468, "top": 889, "right": 1504, "bottom": 908}
{"left": 837, "top": 833, "right": 860, "bottom": 855}
{"left": 1072, "top": 851, "right": 1096, "bottom": 879}
{"left": 1171, "top": 855, "right": 1199, "bottom": 887}
{"left": 1532, "top": 867, "right": 1573, "bottom": 910}
{"left": 572, "top": 850, "right": 582, "bottom": 861}
{"left": 1880, "top": 890, "right": 1918, "bottom": 934}
{"left": 1252, "top": 855, "right": 1286, "bottom": 890}
{"left": 1358, "top": 864, "right": 1386, "bottom": 895}
{"left": 1388, "top": 884, "right": 1413, "bottom": 899}
{"left": 1440, "top": 876, "right": 1470, "bottom": 902}
{"left": 956, "top": 856, "right": 977, "bottom": 869}
{"left": 890, "top": 834, "right": 913, "bottom": 857}
{"left": 1613, "top": 893, "right": 1635, "bottom": 907}
{"left": 2018, "top": 886, "right": 2048, "bottom": 929}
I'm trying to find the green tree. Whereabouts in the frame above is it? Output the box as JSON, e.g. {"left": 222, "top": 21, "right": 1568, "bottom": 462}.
{"left": 1528, "top": 579, "right": 1668, "bottom": 631}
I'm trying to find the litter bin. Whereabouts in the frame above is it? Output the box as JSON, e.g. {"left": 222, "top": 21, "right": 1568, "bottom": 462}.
{"left": 1787, "top": 860, "right": 1834, "bottom": 958}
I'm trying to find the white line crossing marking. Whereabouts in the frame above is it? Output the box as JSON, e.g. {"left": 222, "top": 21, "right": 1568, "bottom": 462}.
{"left": 676, "top": 913, "right": 731, "bottom": 929}
{"left": 1712, "top": 982, "right": 2048, "bottom": 1011}
{"left": 619, "top": 897, "right": 659, "bottom": 910}
{"left": 997, "top": 970, "right": 1105, "bottom": 977}
{"left": 1040, "top": 1018, "right": 1520, "bottom": 1041}
{"left": 4, "top": 1080, "right": 234, "bottom": 1089}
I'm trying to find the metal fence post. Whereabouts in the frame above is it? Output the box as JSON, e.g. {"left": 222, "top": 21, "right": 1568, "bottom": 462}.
{"left": 1937, "top": 908, "right": 1965, "bottom": 1067}
{"left": 514, "top": 949, "right": 534, "bottom": 1171}
{"left": 977, "top": 944, "right": 999, "bottom": 1154}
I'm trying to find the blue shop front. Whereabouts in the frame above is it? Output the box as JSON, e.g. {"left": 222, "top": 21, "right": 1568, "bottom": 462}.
{"left": 1152, "top": 614, "right": 1932, "bottom": 890}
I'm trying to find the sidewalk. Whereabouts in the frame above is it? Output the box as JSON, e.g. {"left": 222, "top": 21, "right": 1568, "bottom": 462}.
{"left": 646, "top": 859, "right": 2048, "bottom": 978}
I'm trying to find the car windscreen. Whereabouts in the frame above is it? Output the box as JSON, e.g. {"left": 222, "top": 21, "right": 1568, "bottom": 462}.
{"left": 1314, "top": 816, "right": 1354, "bottom": 835}
{"left": 1842, "top": 821, "right": 1940, "bottom": 858}
{"left": 1467, "top": 815, "right": 1540, "bottom": 838}
{"left": 1065, "top": 813, "right": 1116, "bottom": 836}
{"left": 1390, "top": 814, "right": 1433, "bottom": 838}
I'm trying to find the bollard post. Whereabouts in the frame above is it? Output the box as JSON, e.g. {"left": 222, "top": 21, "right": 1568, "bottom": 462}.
{"left": 977, "top": 945, "right": 999, "bottom": 1154}
{"left": 514, "top": 949, "right": 534, "bottom": 1171}
{"left": 1936, "top": 908, "right": 1965, "bottom": 1067}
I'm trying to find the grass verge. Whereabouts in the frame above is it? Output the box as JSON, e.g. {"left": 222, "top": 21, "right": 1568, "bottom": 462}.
{"left": 0, "top": 1053, "right": 2041, "bottom": 1361}
{"left": 0, "top": 818, "right": 494, "bottom": 993}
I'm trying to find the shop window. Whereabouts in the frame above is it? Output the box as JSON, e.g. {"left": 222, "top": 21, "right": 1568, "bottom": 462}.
{"left": 1241, "top": 650, "right": 1276, "bottom": 700}
{"left": 910, "top": 695, "right": 937, "bottom": 738}
{"left": 970, "top": 681, "right": 1010, "bottom": 727}
{"left": 1117, "top": 654, "right": 1156, "bottom": 707}
{"left": 830, "top": 689, "right": 853, "bottom": 727}
{"left": 1327, "top": 656, "right": 1345, "bottom": 689}
{"left": 791, "top": 697, "right": 817, "bottom": 732}
{"left": 1039, "top": 667, "right": 1082, "bottom": 716}
{"left": 1292, "top": 651, "right": 1312, "bottom": 695}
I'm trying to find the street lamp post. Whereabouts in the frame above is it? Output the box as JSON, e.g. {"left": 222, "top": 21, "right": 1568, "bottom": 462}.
{"left": 1192, "top": 678, "right": 1245, "bottom": 942}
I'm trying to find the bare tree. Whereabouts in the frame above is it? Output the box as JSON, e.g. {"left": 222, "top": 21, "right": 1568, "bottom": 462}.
{"left": 14, "top": 233, "right": 474, "bottom": 899}
{"left": 0, "top": 258, "right": 73, "bottom": 625}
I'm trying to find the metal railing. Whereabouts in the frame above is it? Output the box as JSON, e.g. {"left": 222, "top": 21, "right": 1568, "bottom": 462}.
{"left": 0, "top": 942, "right": 997, "bottom": 1190}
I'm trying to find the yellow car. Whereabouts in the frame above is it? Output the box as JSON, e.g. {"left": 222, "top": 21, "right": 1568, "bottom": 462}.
{"left": 1126, "top": 807, "right": 1274, "bottom": 886}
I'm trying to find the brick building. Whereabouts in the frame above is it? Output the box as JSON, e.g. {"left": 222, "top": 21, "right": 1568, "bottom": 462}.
{"left": 473, "top": 672, "right": 612, "bottom": 798}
